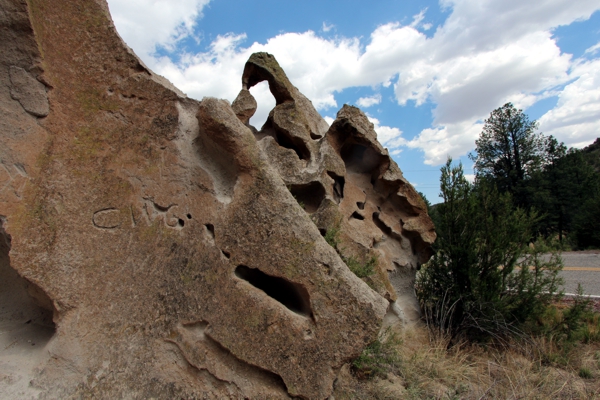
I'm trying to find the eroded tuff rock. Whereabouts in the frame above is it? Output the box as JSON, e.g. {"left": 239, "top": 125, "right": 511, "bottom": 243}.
{"left": 0, "top": 1, "right": 433, "bottom": 399}
{"left": 237, "top": 52, "right": 436, "bottom": 323}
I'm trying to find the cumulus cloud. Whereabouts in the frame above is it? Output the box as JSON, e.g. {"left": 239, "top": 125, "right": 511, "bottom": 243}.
{"left": 106, "top": 0, "right": 210, "bottom": 59}
{"left": 356, "top": 94, "right": 382, "bottom": 108}
{"left": 538, "top": 58, "right": 600, "bottom": 148}
{"left": 405, "top": 120, "right": 484, "bottom": 165}
{"left": 106, "top": 0, "right": 600, "bottom": 165}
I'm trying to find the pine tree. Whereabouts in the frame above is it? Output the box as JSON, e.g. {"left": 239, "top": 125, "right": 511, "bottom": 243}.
{"left": 469, "top": 103, "right": 545, "bottom": 206}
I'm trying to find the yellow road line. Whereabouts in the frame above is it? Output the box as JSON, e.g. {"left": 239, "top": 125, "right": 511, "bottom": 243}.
{"left": 513, "top": 266, "right": 600, "bottom": 271}
{"left": 562, "top": 266, "right": 600, "bottom": 271}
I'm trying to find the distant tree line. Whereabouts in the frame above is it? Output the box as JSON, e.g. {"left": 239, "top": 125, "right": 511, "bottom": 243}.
{"left": 469, "top": 102, "right": 600, "bottom": 250}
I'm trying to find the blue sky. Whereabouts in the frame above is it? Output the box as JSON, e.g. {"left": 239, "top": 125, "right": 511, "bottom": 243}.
{"left": 107, "top": 0, "right": 600, "bottom": 203}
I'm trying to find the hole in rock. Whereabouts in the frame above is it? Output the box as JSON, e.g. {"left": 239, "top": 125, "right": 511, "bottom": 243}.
{"left": 0, "top": 221, "right": 56, "bottom": 365}
{"left": 205, "top": 224, "right": 215, "bottom": 239}
{"left": 351, "top": 211, "right": 365, "bottom": 221}
{"left": 372, "top": 212, "right": 403, "bottom": 242}
{"left": 289, "top": 182, "right": 326, "bottom": 214}
{"left": 319, "top": 228, "right": 327, "bottom": 237}
{"left": 340, "top": 142, "right": 384, "bottom": 175}
{"left": 187, "top": 213, "right": 192, "bottom": 220}
{"left": 222, "top": 250, "right": 231, "bottom": 259}
{"left": 357, "top": 202, "right": 365, "bottom": 210}
{"left": 178, "top": 219, "right": 185, "bottom": 227}
{"left": 133, "top": 62, "right": 148, "bottom": 74}
{"left": 326, "top": 171, "right": 345, "bottom": 204}
{"left": 275, "top": 131, "right": 310, "bottom": 161}
{"left": 234, "top": 265, "right": 312, "bottom": 318}
{"left": 310, "top": 131, "right": 323, "bottom": 140}
{"left": 374, "top": 211, "right": 424, "bottom": 258}
{"left": 248, "top": 80, "right": 275, "bottom": 129}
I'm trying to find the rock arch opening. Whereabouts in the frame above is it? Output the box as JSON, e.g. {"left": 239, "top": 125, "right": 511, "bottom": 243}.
{"left": 247, "top": 81, "right": 273, "bottom": 129}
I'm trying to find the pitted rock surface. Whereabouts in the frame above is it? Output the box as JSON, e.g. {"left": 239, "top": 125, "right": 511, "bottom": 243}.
{"left": 0, "top": 1, "right": 433, "bottom": 399}
{"left": 237, "top": 53, "right": 436, "bottom": 323}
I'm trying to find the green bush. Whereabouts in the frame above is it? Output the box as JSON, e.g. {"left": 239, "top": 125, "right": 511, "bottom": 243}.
{"left": 416, "top": 159, "right": 563, "bottom": 341}
{"left": 533, "top": 285, "right": 600, "bottom": 346}
{"left": 344, "top": 255, "right": 377, "bottom": 278}
{"left": 352, "top": 328, "right": 401, "bottom": 379}
{"left": 323, "top": 223, "right": 377, "bottom": 279}
{"left": 324, "top": 225, "right": 341, "bottom": 249}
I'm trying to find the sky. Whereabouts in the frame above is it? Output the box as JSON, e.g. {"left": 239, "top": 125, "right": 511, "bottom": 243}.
{"left": 106, "top": 0, "right": 600, "bottom": 203}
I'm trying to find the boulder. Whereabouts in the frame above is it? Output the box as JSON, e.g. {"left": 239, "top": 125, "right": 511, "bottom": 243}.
{"left": 0, "top": 0, "right": 434, "bottom": 399}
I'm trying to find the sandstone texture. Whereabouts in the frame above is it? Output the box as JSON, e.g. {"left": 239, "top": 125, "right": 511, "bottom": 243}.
{"left": 0, "top": 0, "right": 434, "bottom": 399}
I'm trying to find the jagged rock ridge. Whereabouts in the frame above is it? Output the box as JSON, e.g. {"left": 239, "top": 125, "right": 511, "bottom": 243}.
{"left": 0, "top": 1, "right": 434, "bottom": 399}
{"left": 236, "top": 52, "right": 435, "bottom": 323}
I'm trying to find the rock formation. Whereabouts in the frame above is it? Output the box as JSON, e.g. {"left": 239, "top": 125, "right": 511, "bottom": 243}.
{"left": 0, "top": 0, "right": 434, "bottom": 398}
{"left": 236, "top": 52, "right": 435, "bottom": 323}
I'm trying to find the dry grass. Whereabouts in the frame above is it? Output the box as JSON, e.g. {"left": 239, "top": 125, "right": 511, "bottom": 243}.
{"left": 333, "top": 324, "right": 600, "bottom": 399}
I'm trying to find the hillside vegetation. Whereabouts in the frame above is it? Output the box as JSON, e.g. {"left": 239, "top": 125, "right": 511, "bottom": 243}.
{"left": 336, "top": 104, "right": 600, "bottom": 398}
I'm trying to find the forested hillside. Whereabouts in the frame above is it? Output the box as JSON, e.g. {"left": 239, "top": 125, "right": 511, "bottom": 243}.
{"left": 466, "top": 103, "right": 600, "bottom": 250}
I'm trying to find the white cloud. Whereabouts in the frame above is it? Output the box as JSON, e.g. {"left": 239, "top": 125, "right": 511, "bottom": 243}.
{"left": 356, "top": 94, "right": 382, "bottom": 108}
{"left": 464, "top": 174, "right": 476, "bottom": 183}
{"left": 436, "top": 0, "right": 599, "bottom": 53}
{"left": 424, "top": 32, "right": 570, "bottom": 125}
{"left": 585, "top": 41, "right": 600, "bottom": 55}
{"left": 367, "top": 115, "right": 406, "bottom": 149}
{"left": 406, "top": 120, "right": 483, "bottom": 165}
{"left": 392, "top": 0, "right": 600, "bottom": 163}
{"left": 106, "top": 0, "right": 600, "bottom": 165}
{"left": 538, "top": 58, "right": 600, "bottom": 148}
{"left": 410, "top": 9, "right": 427, "bottom": 28}
{"left": 322, "top": 22, "right": 335, "bottom": 32}
{"left": 106, "top": 0, "right": 210, "bottom": 59}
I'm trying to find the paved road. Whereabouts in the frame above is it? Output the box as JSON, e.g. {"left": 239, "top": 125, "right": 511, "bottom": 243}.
{"left": 557, "top": 251, "right": 600, "bottom": 296}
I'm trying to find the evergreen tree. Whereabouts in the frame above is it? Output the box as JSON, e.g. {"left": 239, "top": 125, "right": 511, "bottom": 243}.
{"left": 469, "top": 103, "right": 546, "bottom": 206}
{"left": 533, "top": 148, "right": 598, "bottom": 243}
